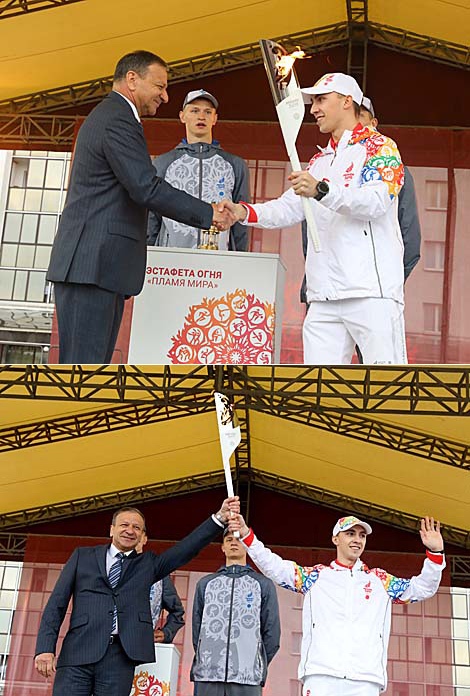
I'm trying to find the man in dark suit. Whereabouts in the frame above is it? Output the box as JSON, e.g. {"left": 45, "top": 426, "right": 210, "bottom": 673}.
{"left": 34, "top": 499, "right": 239, "bottom": 696}
{"left": 47, "top": 50, "right": 233, "bottom": 363}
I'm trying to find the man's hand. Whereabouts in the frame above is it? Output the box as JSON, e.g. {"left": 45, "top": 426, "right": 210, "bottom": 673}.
{"left": 419, "top": 517, "right": 444, "bottom": 552}
{"left": 289, "top": 170, "right": 319, "bottom": 197}
{"left": 34, "top": 652, "right": 56, "bottom": 679}
{"left": 215, "top": 496, "right": 240, "bottom": 524}
{"left": 228, "top": 513, "right": 250, "bottom": 539}
{"left": 211, "top": 203, "right": 237, "bottom": 230}
{"left": 217, "top": 200, "right": 248, "bottom": 223}
{"left": 154, "top": 628, "right": 165, "bottom": 643}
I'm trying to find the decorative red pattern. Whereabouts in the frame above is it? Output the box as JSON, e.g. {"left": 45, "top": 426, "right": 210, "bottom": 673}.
{"left": 132, "top": 670, "right": 170, "bottom": 696}
{"left": 167, "top": 289, "right": 275, "bottom": 364}
{"left": 308, "top": 151, "right": 324, "bottom": 168}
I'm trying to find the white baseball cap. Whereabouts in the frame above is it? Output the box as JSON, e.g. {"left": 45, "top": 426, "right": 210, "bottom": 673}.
{"left": 361, "top": 96, "right": 376, "bottom": 118}
{"left": 182, "top": 89, "right": 218, "bottom": 109}
{"left": 332, "top": 515, "right": 372, "bottom": 536}
{"left": 301, "top": 73, "right": 363, "bottom": 106}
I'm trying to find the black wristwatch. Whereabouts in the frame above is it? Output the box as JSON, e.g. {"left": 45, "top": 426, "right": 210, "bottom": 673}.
{"left": 314, "top": 180, "right": 329, "bottom": 201}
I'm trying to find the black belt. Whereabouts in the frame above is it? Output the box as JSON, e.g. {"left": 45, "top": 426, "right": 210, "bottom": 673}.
{"left": 109, "top": 634, "right": 121, "bottom": 645}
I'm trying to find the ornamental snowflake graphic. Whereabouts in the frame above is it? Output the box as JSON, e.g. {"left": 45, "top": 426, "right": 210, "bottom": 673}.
{"left": 167, "top": 289, "right": 275, "bottom": 364}
{"left": 131, "top": 670, "right": 170, "bottom": 696}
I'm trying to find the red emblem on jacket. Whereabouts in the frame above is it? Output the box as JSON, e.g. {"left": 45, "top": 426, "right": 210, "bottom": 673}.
{"left": 343, "top": 162, "right": 355, "bottom": 187}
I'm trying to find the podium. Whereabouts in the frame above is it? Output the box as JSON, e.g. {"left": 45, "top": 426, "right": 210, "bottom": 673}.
{"left": 128, "top": 248, "right": 286, "bottom": 364}
{"left": 130, "top": 643, "right": 180, "bottom": 696}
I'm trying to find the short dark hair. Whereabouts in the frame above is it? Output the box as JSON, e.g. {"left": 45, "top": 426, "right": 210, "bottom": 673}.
{"left": 111, "top": 507, "right": 146, "bottom": 532}
{"left": 113, "top": 51, "right": 167, "bottom": 82}
{"left": 336, "top": 92, "right": 361, "bottom": 117}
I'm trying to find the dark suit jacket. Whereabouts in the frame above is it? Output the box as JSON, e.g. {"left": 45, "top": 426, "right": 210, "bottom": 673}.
{"left": 35, "top": 517, "right": 221, "bottom": 666}
{"left": 159, "top": 575, "right": 185, "bottom": 641}
{"left": 47, "top": 91, "right": 214, "bottom": 297}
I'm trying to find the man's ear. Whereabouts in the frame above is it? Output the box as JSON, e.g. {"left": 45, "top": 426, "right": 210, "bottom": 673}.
{"left": 332, "top": 535, "right": 339, "bottom": 546}
{"left": 126, "top": 70, "right": 138, "bottom": 94}
{"left": 109, "top": 525, "right": 113, "bottom": 538}
{"left": 179, "top": 110, "right": 186, "bottom": 125}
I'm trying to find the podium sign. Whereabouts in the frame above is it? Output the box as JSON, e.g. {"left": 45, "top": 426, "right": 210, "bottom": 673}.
{"left": 130, "top": 643, "right": 180, "bottom": 696}
{"left": 128, "top": 248, "right": 286, "bottom": 364}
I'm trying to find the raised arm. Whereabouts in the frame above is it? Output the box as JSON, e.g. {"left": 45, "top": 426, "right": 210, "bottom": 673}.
{"left": 152, "top": 497, "right": 239, "bottom": 580}
{"left": 372, "top": 517, "right": 445, "bottom": 603}
{"left": 230, "top": 514, "right": 324, "bottom": 594}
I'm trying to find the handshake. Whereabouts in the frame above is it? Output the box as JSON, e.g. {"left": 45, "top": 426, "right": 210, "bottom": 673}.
{"left": 211, "top": 201, "right": 248, "bottom": 231}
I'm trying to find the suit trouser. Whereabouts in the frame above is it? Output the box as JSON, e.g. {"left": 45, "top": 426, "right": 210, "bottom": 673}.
{"left": 52, "top": 639, "right": 135, "bottom": 696}
{"left": 54, "top": 282, "right": 125, "bottom": 364}
{"left": 302, "top": 675, "right": 380, "bottom": 696}
{"left": 302, "top": 297, "right": 407, "bottom": 365}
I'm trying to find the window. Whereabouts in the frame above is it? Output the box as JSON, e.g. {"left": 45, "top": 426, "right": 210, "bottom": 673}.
{"left": 424, "top": 241, "right": 445, "bottom": 271}
{"left": 425, "top": 180, "right": 448, "bottom": 210}
{"left": 0, "top": 343, "right": 50, "bottom": 364}
{"left": 0, "top": 150, "right": 70, "bottom": 302}
{"left": 0, "top": 561, "right": 21, "bottom": 685}
{"left": 290, "top": 631, "right": 302, "bottom": 655}
{"left": 423, "top": 303, "right": 442, "bottom": 334}
{"left": 290, "top": 679, "right": 301, "bottom": 696}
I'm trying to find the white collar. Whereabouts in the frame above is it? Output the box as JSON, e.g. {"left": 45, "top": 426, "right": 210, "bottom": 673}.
{"left": 109, "top": 543, "right": 132, "bottom": 558}
{"left": 114, "top": 91, "right": 141, "bottom": 123}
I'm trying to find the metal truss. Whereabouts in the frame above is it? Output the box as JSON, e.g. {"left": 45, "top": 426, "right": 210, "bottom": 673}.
{"left": 0, "top": 0, "right": 83, "bottom": 19}
{"left": 0, "top": 379, "right": 468, "bottom": 472}
{"left": 0, "top": 532, "right": 27, "bottom": 558}
{"left": 227, "top": 366, "right": 470, "bottom": 415}
{"left": 264, "top": 405, "right": 470, "bottom": 471}
{"left": 1, "top": 365, "right": 470, "bottom": 415}
{"left": 0, "top": 24, "right": 348, "bottom": 116}
{"left": 346, "top": 0, "right": 369, "bottom": 89}
{"left": 0, "top": 401, "right": 213, "bottom": 452}
{"left": 247, "top": 469, "right": 470, "bottom": 549}
{"left": 0, "top": 113, "right": 77, "bottom": 149}
{"left": 452, "top": 556, "right": 470, "bottom": 587}
{"left": 368, "top": 21, "right": 470, "bottom": 68}
{"left": 0, "top": 470, "right": 227, "bottom": 531}
{"left": 0, "top": 465, "right": 469, "bottom": 548}
{"left": 1, "top": 15, "right": 468, "bottom": 123}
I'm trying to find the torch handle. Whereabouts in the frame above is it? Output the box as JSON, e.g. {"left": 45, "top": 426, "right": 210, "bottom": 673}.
{"left": 289, "top": 151, "right": 321, "bottom": 253}
{"left": 223, "top": 457, "right": 240, "bottom": 538}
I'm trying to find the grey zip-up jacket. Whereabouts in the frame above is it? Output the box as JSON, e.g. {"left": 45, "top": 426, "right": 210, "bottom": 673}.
{"left": 191, "top": 564, "right": 280, "bottom": 686}
{"left": 147, "top": 140, "right": 250, "bottom": 251}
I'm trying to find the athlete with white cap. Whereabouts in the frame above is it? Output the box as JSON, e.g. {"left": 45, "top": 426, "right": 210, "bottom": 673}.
{"left": 219, "top": 72, "right": 407, "bottom": 364}
{"left": 228, "top": 513, "right": 445, "bottom": 696}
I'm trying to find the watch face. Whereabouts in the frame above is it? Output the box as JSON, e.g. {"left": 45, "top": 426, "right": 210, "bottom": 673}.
{"left": 318, "top": 181, "right": 329, "bottom": 194}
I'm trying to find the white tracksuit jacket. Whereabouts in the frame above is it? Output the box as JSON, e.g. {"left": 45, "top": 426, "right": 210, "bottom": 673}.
{"left": 243, "top": 124, "right": 405, "bottom": 305}
{"left": 243, "top": 531, "right": 445, "bottom": 691}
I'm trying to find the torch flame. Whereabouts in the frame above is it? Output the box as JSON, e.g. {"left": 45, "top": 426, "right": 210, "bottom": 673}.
{"left": 275, "top": 48, "right": 306, "bottom": 81}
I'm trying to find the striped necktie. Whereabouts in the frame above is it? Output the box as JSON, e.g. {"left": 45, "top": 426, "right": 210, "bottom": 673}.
{"left": 109, "top": 552, "right": 125, "bottom": 632}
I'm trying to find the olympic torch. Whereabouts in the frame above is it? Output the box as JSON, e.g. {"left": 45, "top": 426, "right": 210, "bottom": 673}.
{"left": 214, "top": 392, "right": 241, "bottom": 537}
{"left": 259, "top": 38, "right": 321, "bottom": 252}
